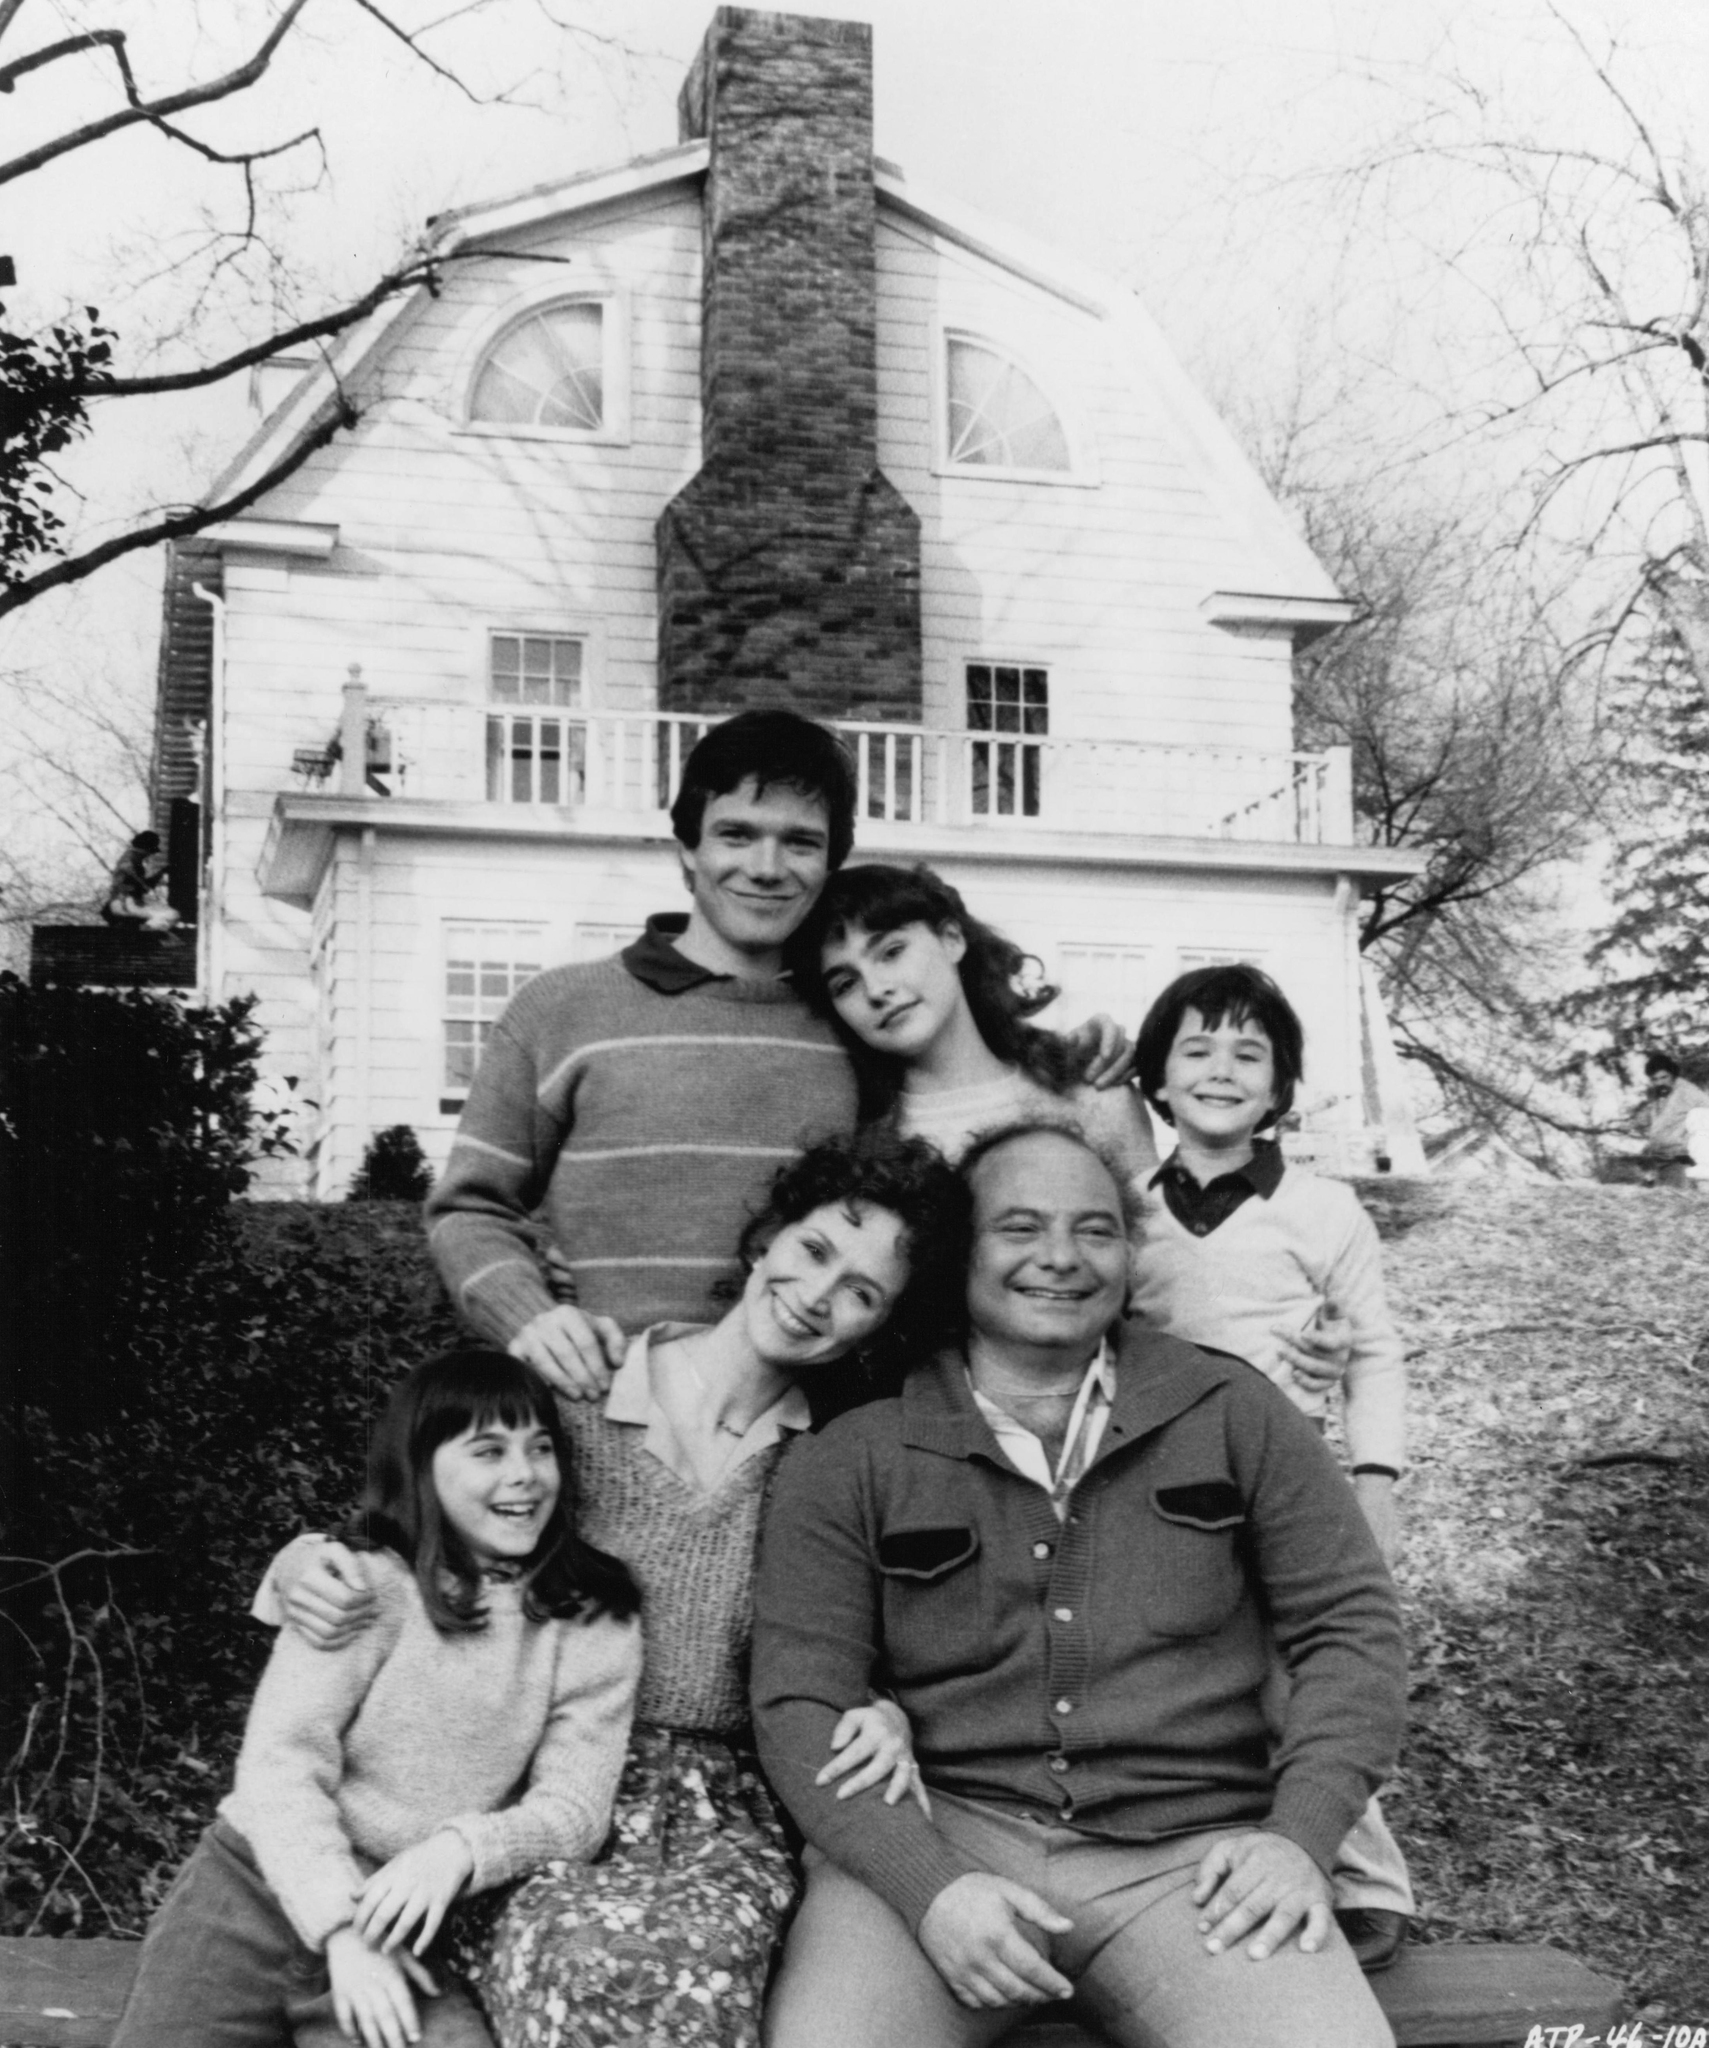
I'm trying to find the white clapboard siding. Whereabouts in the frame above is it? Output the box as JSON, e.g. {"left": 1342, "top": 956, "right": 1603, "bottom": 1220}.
{"left": 874, "top": 214, "right": 1297, "bottom": 754}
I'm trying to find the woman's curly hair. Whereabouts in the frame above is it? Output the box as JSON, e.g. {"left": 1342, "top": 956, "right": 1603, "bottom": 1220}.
{"left": 730, "top": 1127, "right": 972, "bottom": 1424}
{"left": 786, "top": 862, "right": 1082, "bottom": 1126}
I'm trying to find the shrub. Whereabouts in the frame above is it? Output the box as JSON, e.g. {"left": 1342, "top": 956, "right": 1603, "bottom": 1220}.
{"left": 1, "top": 1202, "right": 458, "bottom": 1936}
{"left": 0, "top": 975, "right": 293, "bottom": 1441}
{"left": 347, "top": 1124, "right": 434, "bottom": 1202}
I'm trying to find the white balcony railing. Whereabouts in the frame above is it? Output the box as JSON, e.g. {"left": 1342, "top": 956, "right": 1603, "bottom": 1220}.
{"left": 309, "top": 683, "right": 1354, "bottom": 847}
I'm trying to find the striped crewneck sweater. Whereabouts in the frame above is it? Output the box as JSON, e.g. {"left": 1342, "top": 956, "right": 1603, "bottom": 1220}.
{"left": 427, "top": 950, "right": 858, "bottom": 1343}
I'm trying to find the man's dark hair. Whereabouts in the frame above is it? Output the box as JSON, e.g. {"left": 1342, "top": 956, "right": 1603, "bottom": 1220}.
{"left": 131, "top": 830, "right": 161, "bottom": 853}
{"left": 1644, "top": 1051, "right": 1682, "bottom": 1082}
{"left": 1133, "top": 963, "right": 1305, "bottom": 1130}
{"left": 669, "top": 709, "right": 857, "bottom": 869}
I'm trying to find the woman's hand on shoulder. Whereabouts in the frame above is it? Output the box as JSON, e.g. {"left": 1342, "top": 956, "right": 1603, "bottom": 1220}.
{"left": 282, "top": 1541, "right": 380, "bottom": 1651}
{"left": 815, "top": 1697, "right": 931, "bottom": 1816}
{"left": 351, "top": 1827, "right": 474, "bottom": 1957}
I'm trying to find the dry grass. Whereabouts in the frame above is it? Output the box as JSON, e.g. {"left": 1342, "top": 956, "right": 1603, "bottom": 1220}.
{"left": 1352, "top": 1178, "right": 1709, "bottom": 2015}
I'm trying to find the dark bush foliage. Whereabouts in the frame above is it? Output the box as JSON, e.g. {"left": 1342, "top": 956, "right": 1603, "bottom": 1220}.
{"left": 347, "top": 1123, "right": 434, "bottom": 1203}
{"left": 0, "top": 974, "right": 293, "bottom": 1442}
{"left": 1, "top": 1202, "right": 458, "bottom": 1936}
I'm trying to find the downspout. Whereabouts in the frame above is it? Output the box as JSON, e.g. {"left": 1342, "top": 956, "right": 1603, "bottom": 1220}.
{"left": 354, "top": 824, "right": 376, "bottom": 1195}
{"left": 191, "top": 583, "right": 226, "bottom": 1006}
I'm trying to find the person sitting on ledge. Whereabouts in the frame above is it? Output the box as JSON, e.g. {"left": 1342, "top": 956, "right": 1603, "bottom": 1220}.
{"left": 102, "top": 829, "right": 181, "bottom": 932}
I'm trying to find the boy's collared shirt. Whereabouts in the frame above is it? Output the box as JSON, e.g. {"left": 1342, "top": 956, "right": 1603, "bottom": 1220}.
{"left": 1151, "top": 1137, "right": 1284, "bottom": 1237}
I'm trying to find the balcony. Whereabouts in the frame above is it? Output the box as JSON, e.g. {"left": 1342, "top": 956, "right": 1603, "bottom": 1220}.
{"left": 299, "top": 683, "right": 1356, "bottom": 846}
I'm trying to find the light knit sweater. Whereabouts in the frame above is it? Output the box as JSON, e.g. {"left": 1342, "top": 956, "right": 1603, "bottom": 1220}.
{"left": 897, "top": 1071, "right": 1159, "bottom": 1185}
{"left": 222, "top": 1553, "right": 641, "bottom": 1951}
{"left": 426, "top": 954, "right": 858, "bottom": 1343}
{"left": 1127, "top": 1161, "right": 1406, "bottom": 1472}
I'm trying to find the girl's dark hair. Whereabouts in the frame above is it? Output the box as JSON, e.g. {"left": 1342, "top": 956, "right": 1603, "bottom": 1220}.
{"left": 1133, "top": 963, "right": 1305, "bottom": 1130}
{"left": 347, "top": 1348, "right": 639, "bottom": 1634}
{"left": 787, "top": 863, "right": 1081, "bottom": 1125}
{"left": 732, "top": 1128, "right": 972, "bottom": 1423}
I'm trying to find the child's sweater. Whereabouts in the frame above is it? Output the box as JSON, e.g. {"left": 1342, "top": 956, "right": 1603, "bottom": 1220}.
{"left": 1128, "top": 1161, "right": 1405, "bottom": 1473}
{"left": 222, "top": 1552, "right": 641, "bottom": 1950}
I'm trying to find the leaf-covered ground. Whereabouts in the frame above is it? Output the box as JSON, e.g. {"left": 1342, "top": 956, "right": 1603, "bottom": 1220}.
{"left": 1355, "top": 1178, "right": 1709, "bottom": 2016}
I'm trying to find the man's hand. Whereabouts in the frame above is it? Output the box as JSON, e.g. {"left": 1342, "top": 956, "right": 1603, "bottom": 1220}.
{"left": 1192, "top": 1831, "right": 1332, "bottom": 1960}
{"left": 325, "top": 1926, "right": 437, "bottom": 2048}
{"left": 281, "top": 1541, "right": 377, "bottom": 1651}
{"left": 1277, "top": 1306, "right": 1349, "bottom": 1396}
{"left": 508, "top": 1304, "right": 625, "bottom": 1400}
{"left": 1354, "top": 1471, "right": 1401, "bottom": 1565}
{"left": 351, "top": 1829, "right": 473, "bottom": 1955}
{"left": 815, "top": 1698, "right": 931, "bottom": 1816}
{"left": 1064, "top": 1012, "right": 1135, "bottom": 1089}
{"left": 917, "top": 1872, "right": 1074, "bottom": 2009}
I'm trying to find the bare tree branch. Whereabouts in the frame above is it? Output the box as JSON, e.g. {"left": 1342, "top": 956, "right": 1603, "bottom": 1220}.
{"left": 0, "top": 0, "right": 313, "bottom": 187}
{"left": 0, "top": 391, "right": 358, "bottom": 620}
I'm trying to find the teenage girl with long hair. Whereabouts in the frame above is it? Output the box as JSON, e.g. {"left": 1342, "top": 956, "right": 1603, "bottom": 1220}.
{"left": 115, "top": 1350, "right": 641, "bottom": 2048}
{"left": 788, "top": 862, "right": 1158, "bottom": 1183}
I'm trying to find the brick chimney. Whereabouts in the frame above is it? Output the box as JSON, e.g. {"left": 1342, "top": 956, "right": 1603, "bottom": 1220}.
{"left": 657, "top": 7, "right": 922, "bottom": 722}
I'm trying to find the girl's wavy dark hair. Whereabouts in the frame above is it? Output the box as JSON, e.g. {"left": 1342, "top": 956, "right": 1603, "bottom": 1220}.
{"left": 727, "top": 1128, "right": 972, "bottom": 1424}
{"left": 344, "top": 1348, "right": 639, "bottom": 1635}
{"left": 786, "top": 863, "right": 1083, "bottom": 1126}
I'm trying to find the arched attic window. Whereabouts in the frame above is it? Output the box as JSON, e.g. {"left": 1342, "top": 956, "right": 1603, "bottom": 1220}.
{"left": 945, "top": 335, "right": 1072, "bottom": 473}
{"left": 470, "top": 301, "right": 604, "bottom": 430}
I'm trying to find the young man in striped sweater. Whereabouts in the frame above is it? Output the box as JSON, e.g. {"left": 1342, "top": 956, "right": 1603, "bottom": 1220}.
{"left": 425, "top": 709, "right": 864, "bottom": 1400}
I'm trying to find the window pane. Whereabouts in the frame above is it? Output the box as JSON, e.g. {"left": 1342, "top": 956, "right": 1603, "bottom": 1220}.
{"left": 471, "top": 303, "right": 604, "bottom": 430}
{"left": 945, "top": 338, "right": 1071, "bottom": 472}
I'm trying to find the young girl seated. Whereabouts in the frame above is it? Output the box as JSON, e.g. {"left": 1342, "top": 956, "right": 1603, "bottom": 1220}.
{"left": 788, "top": 861, "right": 1158, "bottom": 1183}
{"left": 115, "top": 1349, "right": 642, "bottom": 2048}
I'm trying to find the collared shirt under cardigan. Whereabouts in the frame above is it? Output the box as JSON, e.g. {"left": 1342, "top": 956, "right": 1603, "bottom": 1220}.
{"left": 426, "top": 913, "right": 859, "bottom": 1342}
{"left": 751, "top": 1324, "right": 1405, "bottom": 1937}
{"left": 1129, "top": 1145, "right": 1407, "bottom": 1474}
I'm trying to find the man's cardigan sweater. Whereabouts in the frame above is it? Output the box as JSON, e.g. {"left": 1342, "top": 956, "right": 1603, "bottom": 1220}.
{"left": 1128, "top": 1160, "right": 1407, "bottom": 1473}
{"left": 427, "top": 924, "right": 858, "bottom": 1342}
{"left": 751, "top": 1327, "right": 1405, "bottom": 1934}
{"left": 223, "top": 1554, "right": 641, "bottom": 1950}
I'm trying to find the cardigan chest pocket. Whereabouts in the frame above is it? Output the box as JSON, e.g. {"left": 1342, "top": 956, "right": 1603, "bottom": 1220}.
{"left": 1144, "top": 1481, "right": 1247, "bottom": 1638}
{"left": 878, "top": 1524, "right": 983, "bottom": 1675}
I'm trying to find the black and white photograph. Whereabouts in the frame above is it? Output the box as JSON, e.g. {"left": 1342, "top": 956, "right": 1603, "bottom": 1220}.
{"left": 2, "top": 2, "right": 1705, "bottom": 2043}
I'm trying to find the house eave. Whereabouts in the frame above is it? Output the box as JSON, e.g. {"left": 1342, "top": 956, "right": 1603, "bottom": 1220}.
{"left": 202, "top": 518, "right": 340, "bottom": 560}
{"left": 258, "top": 794, "right": 1426, "bottom": 909}
{"left": 1201, "top": 591, "right": 1359, "bottom": 645}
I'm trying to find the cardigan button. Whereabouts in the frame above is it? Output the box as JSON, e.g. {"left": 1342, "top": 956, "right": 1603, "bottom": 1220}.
{"left": 1053, "top": 1607, "right": 1073, "bottom": 1622}
{"left": 1032, "top": 1541, "right": 1052, "bottom": 1560}
{"left": 1047, "top": 1754, "right": 1070, "bottom": 1775}
{"left": 1055, "top": 1698, "right": 1074, "bottom": 1715}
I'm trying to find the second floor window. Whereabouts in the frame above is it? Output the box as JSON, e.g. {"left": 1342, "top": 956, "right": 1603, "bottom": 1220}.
{"left": 946, "top": 336, "right": 1071, "bottom": 473}
{"left": 471, "top": 302, "right": 604, "bottom": 430}
{"left": 967, "top": 661, "right": 1049, "bottom": 818}
{"left": 489, "top": 632, "right": 584, "bottom": 706}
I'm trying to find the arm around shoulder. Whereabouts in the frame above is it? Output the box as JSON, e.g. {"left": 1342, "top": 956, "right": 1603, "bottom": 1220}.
{"left": 1320, "top": 1189, "right": 1406, "bottom": 1475}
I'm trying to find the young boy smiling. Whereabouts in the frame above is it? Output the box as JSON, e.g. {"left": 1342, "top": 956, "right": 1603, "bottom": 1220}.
{"left": 1127, "top": 963, "right": 1413, "bottom": 1971}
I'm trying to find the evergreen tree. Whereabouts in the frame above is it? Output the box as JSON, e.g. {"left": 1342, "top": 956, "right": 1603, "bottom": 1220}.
{"left": 1574, "top": 622, "right": 1709, "bottom": 1070}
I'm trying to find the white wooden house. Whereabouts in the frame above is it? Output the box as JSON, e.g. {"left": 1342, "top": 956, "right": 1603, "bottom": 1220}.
{"left": 147, "top": 5, "right": 1423, "bottom": 1197}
